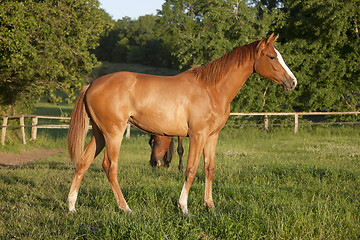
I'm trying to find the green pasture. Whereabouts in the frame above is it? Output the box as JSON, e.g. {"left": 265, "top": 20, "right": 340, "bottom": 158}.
{"left": 1, "top": 124, "right": 359, "bottom": 239}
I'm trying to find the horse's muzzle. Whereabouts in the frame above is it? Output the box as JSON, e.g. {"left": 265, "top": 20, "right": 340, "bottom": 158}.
{"left": 282, "top": 77, "right": 297, "bottom": 91}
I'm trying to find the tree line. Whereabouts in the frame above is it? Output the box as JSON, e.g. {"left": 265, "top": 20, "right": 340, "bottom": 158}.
{"left": 1, "top": 0, "right": 359, "bottom": 115}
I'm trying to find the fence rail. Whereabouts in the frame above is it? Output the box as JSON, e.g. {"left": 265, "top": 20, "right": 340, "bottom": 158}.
{"left": 230, "top": 111, "right": 360, "bottom": 133}
{"left": 1, "top": 115, "right": 131, "bottom": 145}
{"left": 1, "top": 112, "right": 359, "bottom": 145}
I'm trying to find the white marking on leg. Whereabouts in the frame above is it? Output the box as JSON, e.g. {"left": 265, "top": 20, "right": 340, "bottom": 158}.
{"left": 124, "top": 205, "right": 133, "bottom": 215}
{"left": 68, "top": 190, "right": 78, "bottom": 213}
{"left": 178, "top": 183, "right": 189, "bottom": 215}
{"left": 274, "top": 48, "right": 297, "bottom": 85}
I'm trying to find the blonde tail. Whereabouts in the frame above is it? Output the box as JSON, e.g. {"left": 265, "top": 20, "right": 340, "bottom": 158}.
{"left": 67, "top": 85, "right": 90, "bottom": 166}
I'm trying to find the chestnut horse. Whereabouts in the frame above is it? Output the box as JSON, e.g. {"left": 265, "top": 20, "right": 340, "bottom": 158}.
{"left": 67, "top": 34, "right": 297, "bottom": 215}
{"left": 149, "top": 135, "right": 184, "bottom": 171}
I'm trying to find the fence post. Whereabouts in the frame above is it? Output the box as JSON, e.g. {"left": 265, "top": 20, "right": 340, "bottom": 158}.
{"left": 1, "top": 116, "right": 8, "bottom": 145}
{"left": 20, "top": 115, "right": 26, "bottom": 144}
{"left": 294, "top": 114, "right": 299, "bottom": 134}
{"left": 31, "top": 116, "right": 38, "bottom": 140}
{"left": 126, "top": 123, "right": 131, "bottom": 139}
{"left": 264, "top": 115, "right": 269, "bottom": 132}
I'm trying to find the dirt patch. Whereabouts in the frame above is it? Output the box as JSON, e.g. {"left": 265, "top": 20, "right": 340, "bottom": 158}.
{"left": 0, "top": 148, "right": 66, "bottom": 167}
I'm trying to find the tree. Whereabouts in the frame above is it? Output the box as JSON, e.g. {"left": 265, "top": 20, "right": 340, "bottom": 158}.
{"left": 0, "top": 0, "right": 112, "bottom": 114}
{"left": 277, "top": 0, "right": 360, "bottom": 112}
{"left": 157, "top": 0, "right": 263, "bottom": 69}
{"left": 95, "top": 15, "right": 173, "bottom": 67}
{"left": 126, "top": 15, "right": 168, "bottom": 66}
{"left": 94, "top": 17, "right": 126, "bottom": 63}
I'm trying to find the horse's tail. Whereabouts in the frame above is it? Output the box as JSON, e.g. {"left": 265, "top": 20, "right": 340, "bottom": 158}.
{"left": 67, "top": 85, "right": 90, "bottom": 166}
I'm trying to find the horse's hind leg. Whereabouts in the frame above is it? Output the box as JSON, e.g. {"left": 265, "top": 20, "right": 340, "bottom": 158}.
{"left": 149, "top": 135, "right": 157, "bottom": 167}
{"left": 163, "top": 137, "right": 174, "bottom": 167}
{"left": 177, "top": 137, "right": 184, "bottom": 172}
{"left": 68, "top": 123, "right": 104, "bottom": 213}
{"left": 102, "top": 124, "right": 132, "bottom": 214}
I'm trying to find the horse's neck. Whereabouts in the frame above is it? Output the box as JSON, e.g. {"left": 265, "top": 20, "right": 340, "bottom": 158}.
{"left": 215, "top": 60, "right": 254, "bottom": 106}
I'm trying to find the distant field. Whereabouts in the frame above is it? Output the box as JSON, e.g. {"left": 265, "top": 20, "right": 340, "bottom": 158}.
{"left": 33, "top": 102, "right": 74, "bottom": 116}
{"left": 88, "top": 62, "right": 182, "bottom": 82}
{"left": 1, "top": 126, "right": 359, "bottom": 239}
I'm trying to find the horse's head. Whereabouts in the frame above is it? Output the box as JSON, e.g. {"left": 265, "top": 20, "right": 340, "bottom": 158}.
{"left": 254, "top": 33, "right": 297, "bottom": 91}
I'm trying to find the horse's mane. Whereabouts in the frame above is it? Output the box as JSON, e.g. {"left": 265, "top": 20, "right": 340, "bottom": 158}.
{"left": 190, "top": 40, "right": 259, "bottom": 86}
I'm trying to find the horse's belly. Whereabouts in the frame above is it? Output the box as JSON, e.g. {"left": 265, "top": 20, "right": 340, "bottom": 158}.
{"left": 128, "top": 114, "right": 188, "bottom": 137}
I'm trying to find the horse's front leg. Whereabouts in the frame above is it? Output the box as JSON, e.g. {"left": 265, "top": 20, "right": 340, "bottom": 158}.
{"left": 203, "top": 133, "right": 219, "bottom": 209}
{"left": 178, "top": 134, "right": 206, "bottom": 215}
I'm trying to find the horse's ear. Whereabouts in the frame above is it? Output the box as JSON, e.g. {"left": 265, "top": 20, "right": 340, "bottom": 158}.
{"left": 256, "top": 39, "right": 266, "bottom": 56}
{"left": 256, "top": 33, "right": 279, "bottom": 56}
{"left": 274, "top": 33, "right": 279, "bottom": 41}
{"left": 267, "top": 33, "right": 279, "bottom": 45}
{"left": 265, "top": 33, "right": 274, "bottom": 45}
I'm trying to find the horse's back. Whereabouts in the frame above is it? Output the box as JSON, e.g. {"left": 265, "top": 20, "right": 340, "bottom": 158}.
{"left": 88, "top": 71, "right": 188, "bottom": 95}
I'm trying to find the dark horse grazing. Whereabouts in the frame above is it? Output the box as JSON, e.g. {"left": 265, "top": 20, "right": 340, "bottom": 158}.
{"left": 149, "top": 135, "right": 184, "bottom": 171}
{"left": 67, "top": 34, "right": 297, "bottom": 215}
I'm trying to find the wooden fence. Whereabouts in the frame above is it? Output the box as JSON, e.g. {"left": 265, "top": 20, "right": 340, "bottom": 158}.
{"left": 0, "top": 115, "right": 131, "bottom": 145}
{"left": 1, "top": 112, "right": 359, "bottom": 145}
{"left": 230, "top": 111, "right": 360, "bottom": 133}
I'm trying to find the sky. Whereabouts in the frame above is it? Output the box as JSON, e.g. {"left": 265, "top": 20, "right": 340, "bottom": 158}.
{"left": 98, "top": 0, "right": 166, "bottom": 20}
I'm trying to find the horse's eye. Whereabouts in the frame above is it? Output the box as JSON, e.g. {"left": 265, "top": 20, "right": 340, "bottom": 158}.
{"left": 269, "top": 56, "right": 276, "bottom": 60}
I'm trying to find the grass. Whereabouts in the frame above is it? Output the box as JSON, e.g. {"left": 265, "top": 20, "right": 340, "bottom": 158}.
{"left": 1, "top": 126, "right": 360, "bottom": 239}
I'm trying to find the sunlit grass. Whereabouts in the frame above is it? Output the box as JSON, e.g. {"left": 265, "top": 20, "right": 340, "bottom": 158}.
{"left": 1, "top": 126, "right": 360, "bottom": 239}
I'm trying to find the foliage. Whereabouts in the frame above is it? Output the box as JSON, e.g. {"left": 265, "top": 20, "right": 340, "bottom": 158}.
{"left": 0, "top": 0, "right": 112, "bottom": 114}
{"left": 95, "top": 15, "right": 176, "bottom": 68}
{"left": 277, "top": 0, "right": 360, "bottom": 112}
{"left": 1, "top": 127, "right": 360, "bottom": 239}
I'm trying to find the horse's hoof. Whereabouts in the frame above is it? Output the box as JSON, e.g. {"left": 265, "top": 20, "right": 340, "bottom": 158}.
{"left": 178, "top": 204, "right": 189, "bottom": 216}
{"left": 69, "top": 209, "right": 76, "bottom": 214}
{"left": 128, "top": 210, "right": 133, "bottom": 217}
{"left": 206, "top": 206, "right": 216, "bottom": 213}
{"left": 183, "top": 210, "right": 190, "bottom": 217}
{"left": 124, "top": 205, "right": 133, "bottom": 216}
{"left": 180, "top": 208, "right": 189, "bottom": 217}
